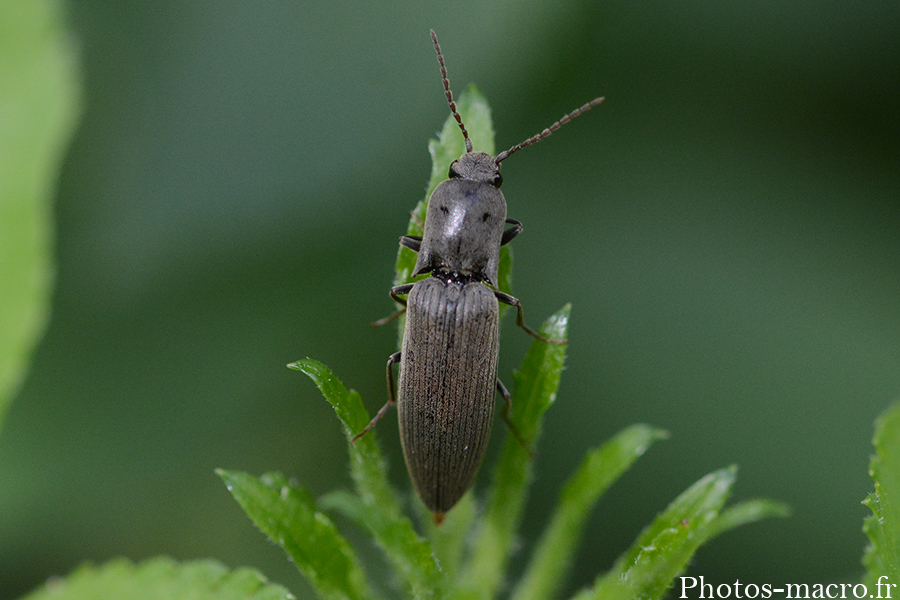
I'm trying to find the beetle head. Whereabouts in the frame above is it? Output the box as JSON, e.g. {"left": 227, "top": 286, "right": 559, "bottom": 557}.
{"left": 449, "top": 152, "right": 503, "bottom": 188}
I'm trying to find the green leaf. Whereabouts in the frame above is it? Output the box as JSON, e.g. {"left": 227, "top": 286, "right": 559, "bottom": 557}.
{"left": 217, "top": 470, "right": 372, "bottom": 600}
{"left": 422, "top": 493, "right": 476, "bottom": 581}
{"left": 318, "top": 489, "right": 369, "bottom": 527}
{"left": 19, "top": 556, "right": 292, "bottom": 600}
{"left": 426, "top": 84, "right": 495, "bottom": 194}
{"left": 288, "top": 359, "right": 443, "bottom": 599}
{"left": 863, "top": 401, "right": 900, "bottom": 587}
{"left": 0, "top": 0, "right": 81, "bottom": 432}
{"left": 705, "top": 498, "right": 790, "bottom": 540}
{"left": 455, "top": 306, "right": 569, "bottom": 600}
{"left": 510, "top": 425, "right": 670, "bottom": 600}
{"left": 288, "top": 358, "right": 372, "bottom": 440}
{"left": 575, "top": 466, "right": 785, "bottom": 600}
{"left": 508, "top": 306, "right": 570, "bottom": 442}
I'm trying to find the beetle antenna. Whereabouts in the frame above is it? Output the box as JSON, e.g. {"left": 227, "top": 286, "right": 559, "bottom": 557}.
{"left": 431, "top": 29, "right": 473, "bottom": 153}
{"left": 495, "top": 97, "right": 604, "bottom": 164}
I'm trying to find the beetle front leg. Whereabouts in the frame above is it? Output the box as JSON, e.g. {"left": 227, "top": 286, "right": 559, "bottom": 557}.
{"left": 493, "top": 290, "right": 567, "bottom": 344}
{"left": 400, "top": 235, "right": 422, "bottom": 252}
{"left": 351, "top": 351, "right": 401, "bottom": 443}
{"left": 500, "top": 218, "right": 523, "bottom": 246}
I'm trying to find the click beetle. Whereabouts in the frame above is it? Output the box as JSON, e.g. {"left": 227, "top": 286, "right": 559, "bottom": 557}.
{"left": 355, "top": 30, "right": 603, "bottom": 524}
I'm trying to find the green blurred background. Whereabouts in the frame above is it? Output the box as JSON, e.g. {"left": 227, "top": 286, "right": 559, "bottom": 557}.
{"left": 2, "top": 0, "right": 899, "bottom": 598}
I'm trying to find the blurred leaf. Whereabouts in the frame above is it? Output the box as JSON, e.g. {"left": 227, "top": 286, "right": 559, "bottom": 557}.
{"left": 0, "top": 0, "right": 81, "bottom": 431}
{"left": 19, "top": 556, "right": 292, "bottom": 600}
{"left": 511, "top": 424, "right": 670, "bottom": 600}
{"left": 455, "top": 306, "right": 569, "bottom": 600}
{"left": 577, "top": 466, "right": 786, "bottom": 600}
{"left": 217, "top": 470, "right": 372, "bottom": 600}
{"left": 863, "top": 401, "right": 900, "bottom": 587}
{"left": 318, "top": 489, "right": 369, "bottom": 528}
{"left": 705, "top": 498, "right": 790, "bottom": 540}
{"left": 421, "top": 492, "right": 476, "bottom": 581}
{"left": 288, "top": 359, "right": 442, "bottom": 599}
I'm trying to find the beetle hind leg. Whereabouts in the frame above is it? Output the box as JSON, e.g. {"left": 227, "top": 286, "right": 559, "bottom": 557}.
{"left": 351, "top": 352, "right": 401, "bottom": 443}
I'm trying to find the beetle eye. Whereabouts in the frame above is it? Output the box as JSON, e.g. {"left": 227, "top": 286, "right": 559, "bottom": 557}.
{"left": 493, "top": 172, "right": 503, "bottom": 187}
{"left": 448, "top": 161, "right": 459, "bottom": 178}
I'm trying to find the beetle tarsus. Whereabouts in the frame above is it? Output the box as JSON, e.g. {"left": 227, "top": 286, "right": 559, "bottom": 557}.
{"left": 370, "top": 284, "right": 414, "bottom": 327}
{"left": 370, "top": 308, "right": 405, "bottom": 328}
{"left": 494, "top": 290, "right": 567, "bottom": 345}
{"left": 498, "top": 378, "right": 535, "bottom": 457}
{"left": 350, "top": 352, "right": 401, "bottom": 443}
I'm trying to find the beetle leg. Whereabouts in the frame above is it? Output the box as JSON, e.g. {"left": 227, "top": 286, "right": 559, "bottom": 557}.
{"left": 389, "top": 283, "right": 414, "bottom": 304}
{"left": 400, "top": 235, "right": 422, "bottom": 252}
{"left": 493, "top": 290, "right": 567, "bottom": 344}
{"left": 500, "top": 218, "right": 523, "bottom": 246}
{"left": 351, "top": 352, "right": 401, "bottom": 443}
{"left": 497, "top": 378, "right": 534, "bottom": 457}
{"left": 370, "top": 284, "right": 415, "bottom": 327}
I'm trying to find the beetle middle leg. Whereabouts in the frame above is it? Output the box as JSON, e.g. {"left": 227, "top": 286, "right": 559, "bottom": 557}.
{"left": 497, "top": 379, "right": 535, "bottom": 457}
{"left": 351, "top": 351, "right": 401, "bottom": 443}
{"left": 493, "top": 290, "right": 567, "bottom": 344}
{"left": 370, "top": 283, "right": 414, "bottom": 328}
